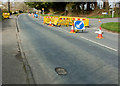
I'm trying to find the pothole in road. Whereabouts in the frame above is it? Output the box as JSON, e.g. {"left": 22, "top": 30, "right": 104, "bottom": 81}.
{"left": 55, "top": 67, "right": 67, "bottom": 76}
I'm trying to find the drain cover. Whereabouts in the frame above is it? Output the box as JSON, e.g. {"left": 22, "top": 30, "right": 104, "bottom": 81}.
{"left": 55, "top": 67, "right": 67, "bottom": 75}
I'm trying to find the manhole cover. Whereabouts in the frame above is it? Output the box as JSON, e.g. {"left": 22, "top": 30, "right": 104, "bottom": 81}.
{"left": 55, "top": 67, "right": 67, "bottom": 75}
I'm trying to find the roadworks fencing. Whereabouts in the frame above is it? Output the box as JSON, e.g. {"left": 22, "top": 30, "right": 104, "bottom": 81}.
{"left": 43, "top": 16, "right": 89, "bottom": 27}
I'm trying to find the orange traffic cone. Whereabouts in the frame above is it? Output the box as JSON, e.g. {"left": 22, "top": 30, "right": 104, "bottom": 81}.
{"left": 40, "top": 16, "right": 41, "bottom": 18}
{"left": 43, "top": 21, "right": 45, "bottom": 24}
{"left": 96, "top": 27, "right": 104, "bottom": 39}
{"left": 69, "top": 23, "right": 76, "bottom": 33}
{"left": 49, "top": 20, "right": 52, "bottom": 26}
{"left": 33, "top": 15, "right": 34, "bottom": 18}
{"left": 99, "top": 19, "right": 101, "bottom": 23}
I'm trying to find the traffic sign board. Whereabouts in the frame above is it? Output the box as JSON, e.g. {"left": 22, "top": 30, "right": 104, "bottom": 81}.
{"left": 42, "top": 8, "right": 44, "bottom": 10}
{"left": 34, "top": 14, "right": 38, "bottom": 18}
{"left": 74, "top": 21, "right": 85, "bottom": 30}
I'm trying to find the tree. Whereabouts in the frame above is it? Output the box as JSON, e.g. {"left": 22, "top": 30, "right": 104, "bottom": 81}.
{"left": 86, "top": 2, "right": 92, "bottom": 11}
{"left": 103, "top": 0, "right": 109, "bottom": 10}
{"left": 25, "top": 2, "right": 66, "bottom": 13}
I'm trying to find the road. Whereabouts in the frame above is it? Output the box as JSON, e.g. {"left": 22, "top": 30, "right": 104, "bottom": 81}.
{"left": 17, "top": 14, "right": 118, "bottom": 84}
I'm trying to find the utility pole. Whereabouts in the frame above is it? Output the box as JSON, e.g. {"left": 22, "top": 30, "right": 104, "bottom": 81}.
{"left": 8, "top": 0, "right": 10, "bottom": 13}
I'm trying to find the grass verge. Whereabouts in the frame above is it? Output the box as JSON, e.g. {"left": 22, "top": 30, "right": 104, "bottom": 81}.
{"left": 101, "top": 22, "right": 120, "bottom": 33}
{"left": 87, "top": 14, "right": 120, "bottom": 18}
{"left": 38, "top": 14, "right": 60, "bottom": 17}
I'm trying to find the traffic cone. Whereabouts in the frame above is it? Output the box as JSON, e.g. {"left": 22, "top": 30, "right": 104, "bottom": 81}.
{"left": 99, "top": 19, "right": 101, "bottom": 23}
{"left": 49, "top": 20, "right": 52, "bottom": 26}
{"left": 33, "top": 15, "right": 34, "bottom": 18}
{"left": 40, "top": 16, "right": 41, "bottom": 18}
{"left": 43, "top": 21, "right": 45, "bottom": 24}
{"left": 96, "top": 27, "right": 104, "bottom": 39}
{"left": 69, "top": 23, "right": 76, "bottom": 33}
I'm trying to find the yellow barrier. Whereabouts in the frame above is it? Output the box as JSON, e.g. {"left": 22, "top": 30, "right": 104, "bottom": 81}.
{"left": 43, "top": 16, "right": 89, "bottom": 27}
{"left": 70, "top": 17, "right": 89, "bottom": 27}
{"left": 53, "top": 16, "right": 71, "bottom": 26}
{"left": 43, "top": 16, "right": 46, "bottom": 24}
{"left": 46, "top": 16, "right": 50, "bottom": 24}
{"left": 2, "top": 13, "right": 10, "bottom": 19}
{"left": 53, "top": 17, "right": 59, "bottom": 25}
{"left": 43, "top": 16, "right": 59, "bottom": 25}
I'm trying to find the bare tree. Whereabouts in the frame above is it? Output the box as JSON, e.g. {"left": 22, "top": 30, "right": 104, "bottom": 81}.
{"left": 103, "top": 0, "right": 109, "bottom": 10}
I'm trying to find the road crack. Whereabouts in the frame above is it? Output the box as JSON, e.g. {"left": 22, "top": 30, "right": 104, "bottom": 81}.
{"left": 15, "top": 16, "right": 36, "bottom": 85}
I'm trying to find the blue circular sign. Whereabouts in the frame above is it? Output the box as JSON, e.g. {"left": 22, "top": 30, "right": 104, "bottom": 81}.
{"left": 74, "top": 21, "right": 84, "bottom": 29}
{"left": 34, "top": 14, "right": 38, "bottom": 18}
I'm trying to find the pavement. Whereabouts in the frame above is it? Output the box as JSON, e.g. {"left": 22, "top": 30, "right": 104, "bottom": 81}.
{"left": 17, "top": 14, "right": 118, "bottom": 84}
{"left": 2, "top": 15, "right": 28, "bottom": 84}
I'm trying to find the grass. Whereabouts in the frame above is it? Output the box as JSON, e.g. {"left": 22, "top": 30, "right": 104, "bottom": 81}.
{"left": 38, "top": 14, "right": 60, "bottom": 17}
{"left": 87, "top": 14, "right": 120, "bottom": 18}
{"left": 38, "top": 14, "right": 55, "bottom": 16}
{"left": 101, "top": 22, "right": 120, "bottom": 33}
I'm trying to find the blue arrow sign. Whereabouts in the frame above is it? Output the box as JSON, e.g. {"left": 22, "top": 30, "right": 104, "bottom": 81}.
{"left": 74, "top": 21, "right": 85, "bottom": 30}
{"left": 34, "top": 14, "right": 38, "bottom": 18}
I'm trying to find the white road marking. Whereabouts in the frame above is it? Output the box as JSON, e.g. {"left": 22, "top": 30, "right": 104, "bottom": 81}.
{"left": 80, "top": 36, "right": 118, "bottom": 52}
{"left": 57, "top": 27, "right": 118, "bottom": 52}
{"left": 56, "top": 27, "right": 117, "bottom": 52}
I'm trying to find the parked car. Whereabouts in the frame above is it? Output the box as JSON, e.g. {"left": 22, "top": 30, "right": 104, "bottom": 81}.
{"left": 2, "top": 13, "right": 10, "bottom": 19}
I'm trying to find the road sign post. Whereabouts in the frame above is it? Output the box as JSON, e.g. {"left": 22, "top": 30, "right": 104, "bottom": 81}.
{"left": 39, "top": 10, "right": 41, "bottom": 14}
{"left": 42, "top": 8, "right": 44, "bottom": 15}
{"left": 112, "top": 11, "right": 115, "bottom": 18}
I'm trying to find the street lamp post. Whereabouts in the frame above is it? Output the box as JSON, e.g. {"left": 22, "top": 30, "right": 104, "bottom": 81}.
{"left": 8, "top": 0, "right": 10, "bottom": 13}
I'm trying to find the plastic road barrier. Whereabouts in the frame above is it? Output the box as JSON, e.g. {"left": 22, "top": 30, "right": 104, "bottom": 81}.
{"left": 53, "top": 16, "right": 71, "bottom": 26}
{"left": 2, "top": 13, "right": 10, "bottom": 19}
{"left": 46, "top": 16, "right": 52, "bottom": 24}
{"left": 43, "top": 16, "right": 47, "bottom": 24}
{"left": 43, "top": 16, "right": 59, "bottom": 25}
{"left": 43, "top": 16, "right": 89, "bottom": 27}
{"left": 53, "top": 16, "right": 89, "bottom": 27}
{"left": 71, "top": 17, "right": 89, "bottom": 27}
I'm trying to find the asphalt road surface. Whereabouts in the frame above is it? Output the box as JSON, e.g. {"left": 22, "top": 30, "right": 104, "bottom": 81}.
{"left": 17, "top": 14, "right": 118, "bottom": 84}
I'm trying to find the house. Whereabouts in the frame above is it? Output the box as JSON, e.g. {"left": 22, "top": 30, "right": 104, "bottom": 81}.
{"left": 115, "top": 1, "right": 120, "bottom": 8}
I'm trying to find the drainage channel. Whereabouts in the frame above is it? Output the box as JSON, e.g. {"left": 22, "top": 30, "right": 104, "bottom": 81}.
{"left": 16, "top": 16, "right": 36, "bottom": 85}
